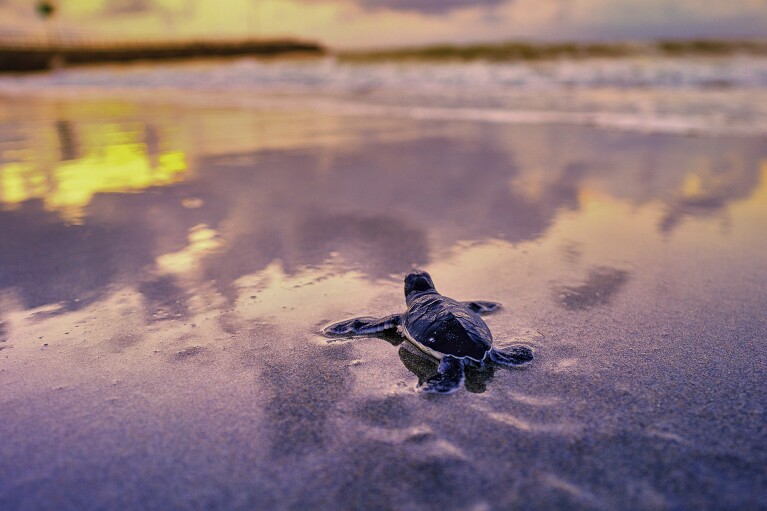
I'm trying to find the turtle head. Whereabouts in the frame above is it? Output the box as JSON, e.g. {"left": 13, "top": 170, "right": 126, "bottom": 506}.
{"left": 404, "top": 270, "right": 436, "bottom": 300}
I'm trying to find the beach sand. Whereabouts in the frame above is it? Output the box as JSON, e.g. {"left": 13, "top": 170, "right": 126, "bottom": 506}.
{"left": 1, "top": 97, "right": 766, "bottom": 510}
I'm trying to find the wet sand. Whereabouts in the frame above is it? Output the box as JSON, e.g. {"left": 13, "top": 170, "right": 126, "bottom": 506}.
{"left": 1, "top": 98, "right": 766, "bottom": 510}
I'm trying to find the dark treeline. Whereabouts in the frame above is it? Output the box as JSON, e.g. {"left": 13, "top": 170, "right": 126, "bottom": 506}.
{"left": 0, "top": 38, "right": 325, "bottom": 72}
{"left": 339, "top": 39, "right": 767, "bottom": 62}
{"left": 3, "top": 38, "right": 765, "bottom": 72}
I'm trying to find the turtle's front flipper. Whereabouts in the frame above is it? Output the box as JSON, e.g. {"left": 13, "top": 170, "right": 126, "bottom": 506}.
{"left": 489, "top": 346, "right": 533, "bottom": 366}
{"left": 419, "top": 356, "right": 465, "bottom": 394}
{"left": 322, "top": 314, "right": 401, "bottom": 337}
{"left": 463, "top": 301, "right": 501, "bottom": 314}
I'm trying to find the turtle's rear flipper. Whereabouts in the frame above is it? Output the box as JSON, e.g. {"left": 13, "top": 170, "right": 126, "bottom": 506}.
{"left": 322, "top": 314, "right": 401, "bottom": 337}
{"left": 490, "top": 346, "right": 533, "bottom": 366}
{"left": 419, "top": 356, "right": 464, "bottom": 394}
{"left": 463, "top": 301, "right": 501, "bottom": 314}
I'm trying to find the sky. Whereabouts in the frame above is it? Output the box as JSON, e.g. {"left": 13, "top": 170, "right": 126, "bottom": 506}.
{"left": 0, "top": 0, "right": 766, "bottom": 49}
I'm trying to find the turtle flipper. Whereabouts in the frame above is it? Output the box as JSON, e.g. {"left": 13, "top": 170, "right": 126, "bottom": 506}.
{"left": 419, "top": 356, "right": 465, "bottom": 394}
{"left": 489, "top": 346, "right": 533, "bottom": 366}
{"left": 322, "top": 314, "right": 401, "bottom": 337}
{"left": 463, "top": 301, "right": 501, "bottom": 314}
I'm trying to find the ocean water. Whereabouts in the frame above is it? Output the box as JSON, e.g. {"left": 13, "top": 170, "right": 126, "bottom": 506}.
{"left": 1, "top": 55, "right": 767, "bottom": 135}
{"left": 0, "top": 57, "right": 766, "bottom": 510}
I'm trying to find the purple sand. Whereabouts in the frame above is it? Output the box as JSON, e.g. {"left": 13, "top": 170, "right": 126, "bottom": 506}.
{"left": 0, "top": 97, "right": 766, "bottom": 510}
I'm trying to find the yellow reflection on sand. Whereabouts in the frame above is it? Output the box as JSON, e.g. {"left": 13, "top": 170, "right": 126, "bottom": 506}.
{"left": 157, "top": 224, "right": 223, "bottom": 275}
{"left": 0, "top": 123, "right": 187, "bottom": 222}
{"left": 728, "top": 161, "right": 767, "bottom": 229}
{"left": 743, "top": 161, "right": 767, "bottom": 211}
{"left": 429, "top": 159, "right": 767, "bottom": 310}
{"left": 232, "top": 260, "right": 397, "bottom": 324}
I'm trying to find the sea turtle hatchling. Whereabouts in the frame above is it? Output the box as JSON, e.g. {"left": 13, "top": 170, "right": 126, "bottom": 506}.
{"left": 322, "top": 270, "right": 533, "bottom": 394}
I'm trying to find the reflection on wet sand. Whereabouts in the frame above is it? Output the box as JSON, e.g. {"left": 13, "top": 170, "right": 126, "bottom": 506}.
{"left": 658, "top": 154, "right": 761, "bottom": 234}
{"left": 1, "top": 121, "right": 187, "bottom": 223}
{"left": 138, "top": 275, "right": 190, "bottom": 322}
{"left": 0, "top": 105, "right": 763, "bottom": 309}
{"left": 398, "top": 344, "right": 496, "bottom": 394}
{"left": 554, "top": 267, "right": 630, "bottom": 311}
{"left": 0, "top": 205, "right": 153, "bottom": 310}
{"left": 1, "top": 99, "right": 767, "bottom": 510}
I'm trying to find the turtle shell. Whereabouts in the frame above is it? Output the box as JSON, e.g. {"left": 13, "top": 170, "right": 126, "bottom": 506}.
{"left": 403, "top": 293, "right": 493, "bottom": 362}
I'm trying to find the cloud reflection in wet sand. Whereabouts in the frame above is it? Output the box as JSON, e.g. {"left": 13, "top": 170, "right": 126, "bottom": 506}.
{"left": 1, "top": 100, "right": 766, "bottom": 510}
{"left": 2, "top": 107, "right": 764, "bottom": 311}
{"left": 554, "top": 267, "right": 630, "bottom": 311}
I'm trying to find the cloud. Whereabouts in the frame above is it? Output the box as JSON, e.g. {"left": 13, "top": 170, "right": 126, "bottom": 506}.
{"left": 2, "top": 0, "right": 767, "bottom": 47}
{"left": 102, "top": 0, "right": 154, "bottom": 15}
{"left": 335, "top": 0, "right": 509, "bottom": 15}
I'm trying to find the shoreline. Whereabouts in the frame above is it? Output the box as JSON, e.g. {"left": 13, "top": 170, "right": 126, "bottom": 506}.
{"left": 1, "top": 86, "right": 765, "bottom": 139}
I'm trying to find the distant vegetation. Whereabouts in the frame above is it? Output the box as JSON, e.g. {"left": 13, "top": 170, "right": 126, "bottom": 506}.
{"left": 338, "top": 40, "right": 767, "bottom": 62}
{"left": 654, "top": 40, "right": 767, "bottom": 56}
{"left": 3, "top": 38, "right": 766, "bottom": 72}
{"left": 0, "top": 38, "right": 326, "bottom": 72}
